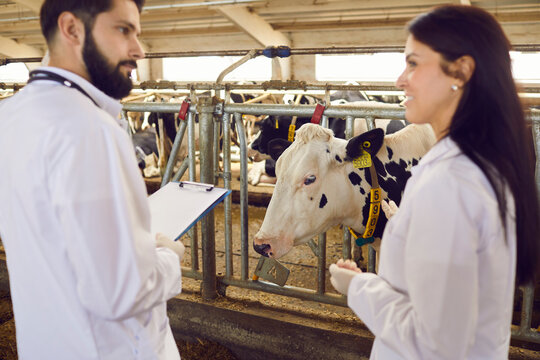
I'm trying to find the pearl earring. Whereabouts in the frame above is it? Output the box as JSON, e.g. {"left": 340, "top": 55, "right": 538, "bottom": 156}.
{"left": 451, "top": 84, "right": 458, "bottom": 91}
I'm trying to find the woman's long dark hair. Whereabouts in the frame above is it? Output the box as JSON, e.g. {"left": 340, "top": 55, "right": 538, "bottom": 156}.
{"left": 408, "top": 5, "right": 539, "bottom": 285}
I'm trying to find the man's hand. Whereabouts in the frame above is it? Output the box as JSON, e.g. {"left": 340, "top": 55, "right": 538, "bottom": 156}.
{"left": 155, "top": 233, "right": 185, "bottom": 264}
{"left": 329, "top": 259, "right": 362, "bottom": 295}
{"left": 381, "top": 199, "right": 399, "bottom": 219}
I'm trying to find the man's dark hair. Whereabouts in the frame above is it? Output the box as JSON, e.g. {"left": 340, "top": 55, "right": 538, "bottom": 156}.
{"left": 40, "top": 0, "right": 145, "bottom": 43}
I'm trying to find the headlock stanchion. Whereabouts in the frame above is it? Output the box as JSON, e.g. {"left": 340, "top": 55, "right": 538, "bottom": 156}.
{"left": 122, "top": 92, "right": 540, "bottom": 345}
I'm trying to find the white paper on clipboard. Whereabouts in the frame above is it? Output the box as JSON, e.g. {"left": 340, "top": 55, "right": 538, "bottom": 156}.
{"left": 149, "top": 181, "right": 231, "bottom": 241}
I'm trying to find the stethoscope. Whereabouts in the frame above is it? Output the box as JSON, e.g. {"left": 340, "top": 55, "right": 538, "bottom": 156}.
{"left": 27, "top": 70, "right": 98, "bottom": 107}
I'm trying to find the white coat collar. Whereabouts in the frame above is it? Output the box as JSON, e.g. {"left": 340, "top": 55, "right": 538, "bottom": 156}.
{"left": 411, "top": 136, "right": 462, "bottom": 176}
{"left": 37, "top": 66, "right": 124, "bottom": 123}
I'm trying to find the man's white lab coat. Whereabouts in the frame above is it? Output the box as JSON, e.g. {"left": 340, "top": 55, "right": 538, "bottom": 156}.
{"left": 0, "top": 67, "right": 182, "bottom": 359}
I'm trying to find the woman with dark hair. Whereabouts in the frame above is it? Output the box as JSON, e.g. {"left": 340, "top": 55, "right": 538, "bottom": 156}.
{"left": 329, "top": 5, "right": 539, "bottom": 359}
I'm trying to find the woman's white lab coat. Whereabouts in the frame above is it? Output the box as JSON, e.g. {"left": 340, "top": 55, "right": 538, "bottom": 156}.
{"left": 348, "top": 136, "right": 516, "bottom": 359}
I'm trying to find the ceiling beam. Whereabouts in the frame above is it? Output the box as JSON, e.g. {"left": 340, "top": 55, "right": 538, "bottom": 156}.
{"left": 13, "top": 0, "right": 42, "bottom": 14}
{"left": 217, "top": 5, "right": 290, "bottom": 47}
{"left": 217, "top": 5, "right": 290, "bottom": 79}
{"left": 0, "top": 35, "right": 42, "bottom": 58}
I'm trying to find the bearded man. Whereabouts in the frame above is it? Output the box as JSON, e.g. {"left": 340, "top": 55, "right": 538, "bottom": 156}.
{"left": 0, "top": 1, "right": 185, "bottom": 359}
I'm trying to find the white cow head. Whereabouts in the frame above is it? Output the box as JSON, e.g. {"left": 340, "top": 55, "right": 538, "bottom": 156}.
{"left": 253, "top": 123, "right": 435, "bottom": 259}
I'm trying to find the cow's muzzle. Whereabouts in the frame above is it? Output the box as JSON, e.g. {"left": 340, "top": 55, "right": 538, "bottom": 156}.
{"left": 253, "top": 243, "right": 272, "bottom": 257}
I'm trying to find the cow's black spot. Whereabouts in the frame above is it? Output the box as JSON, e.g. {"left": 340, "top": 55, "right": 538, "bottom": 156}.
{"left": 348, "top": 171, "right": 361, "bottom": 186}
{"left": 373, "top": 157, "right": 387, "bottom": 178}
{"left": 310, "top": 197, "right": 313, "bottom": 201}
{"left": 319, "top": 194, "right": 328, "bottom": 208}
{"left": 326, "top": 149, "right": 330, "bottom": 153}
{"left": 360, "top": 187, "right": 366, "bottom": 195}
{"left": 412, "top": 158, "right": 418, "bottom": 166}
{"left": 335, "top": 155, "right": 342, "bottom": 163}
{"left": 385, "top": 159, "right": 411, "bottom": 185}
{"left": 387, "top": 146, "right": 393, "bottom": 160}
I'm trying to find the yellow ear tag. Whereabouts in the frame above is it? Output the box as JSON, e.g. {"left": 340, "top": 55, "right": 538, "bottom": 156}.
{"left": 275, "top": 119, "right": 279, "bottom": 129}
{"left": 353, "top": 150, "right": 372, "bottom": 168}
{"left": 288, "top": 124, "right": 296, "bottom": 142}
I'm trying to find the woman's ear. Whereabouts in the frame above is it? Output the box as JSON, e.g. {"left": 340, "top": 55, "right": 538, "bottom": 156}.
{"left": 451, "top": 55, "right": 476, "bottom": 87}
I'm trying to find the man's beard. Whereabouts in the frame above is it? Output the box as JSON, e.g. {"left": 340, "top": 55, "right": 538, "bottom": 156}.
{"left": 82, "top": 30, "right": 136, "bottom": 100}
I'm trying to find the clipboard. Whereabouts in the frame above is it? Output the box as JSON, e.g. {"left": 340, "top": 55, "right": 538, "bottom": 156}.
{"left": 149, "top": 181, "right": 231, "bottom": 241}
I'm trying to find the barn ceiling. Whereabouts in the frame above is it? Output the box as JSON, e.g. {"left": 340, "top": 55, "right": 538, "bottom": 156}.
{"left": 0, "top": 0, "right": 539, "bottom": 60}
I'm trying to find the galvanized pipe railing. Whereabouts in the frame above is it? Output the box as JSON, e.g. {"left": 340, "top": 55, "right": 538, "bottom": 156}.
{"left": 222, "top": 112, "right": 234, "bottom": 279}
{"left": 198, "top": 96, "right": 218, "bottom": 300}
{"left": 187, "top": 110, "right": 199, "bottom": 271}
{"left": 233, "top": 113, "right": 250, "bottom": 281}
{"left": 317, "top": 115, "right": 330, "bottom": 294}
{"left": 161, "top": 119, "right": 188, "bottom": 186}
{"left": 343, "top": 115, "right": 355, "bottom": 261}
{"left": 3, "top": 80, "right": 539, "bottom": 95}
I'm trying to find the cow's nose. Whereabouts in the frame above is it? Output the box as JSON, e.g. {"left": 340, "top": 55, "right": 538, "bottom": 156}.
{"left": 253, "top": 243, "right": 271, "bottom": 257}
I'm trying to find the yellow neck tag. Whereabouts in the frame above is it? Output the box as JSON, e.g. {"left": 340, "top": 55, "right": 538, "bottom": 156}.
{"left": 288, "top": 124, "right": 296, "bottom": 142}
{"left": 275, "top": 119, "right": 279, "bottom": 129}
{"left": 361, "top": 187, "right": 381, "bottom": 238}
{"left": 353, "top": 150, "right": 371, "bottom": 168}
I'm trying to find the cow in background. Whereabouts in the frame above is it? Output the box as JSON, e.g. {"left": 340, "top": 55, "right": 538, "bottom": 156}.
{"left": 329, "top": 89, "right": 369, "bottom": 104}
{"left": 252, "top": 123, "right": 436, "bottom": 261}
{"left": 126, "top": 111, "right": 157, "bottom": 173}
{"left": 247, "top": 107, "right": 407, "bottom": 185}
{"left": 127, "top": 96, "right": 200, "bottom": 178}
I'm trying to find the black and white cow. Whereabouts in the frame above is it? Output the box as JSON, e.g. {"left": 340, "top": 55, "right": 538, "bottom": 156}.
{"left": 252, "top": 123, "right": 436, "bottom": 259}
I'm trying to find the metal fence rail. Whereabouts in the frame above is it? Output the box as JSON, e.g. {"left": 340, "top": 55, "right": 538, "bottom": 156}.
{"left": 123, "top": 100, "right": 540, "bottom": 344}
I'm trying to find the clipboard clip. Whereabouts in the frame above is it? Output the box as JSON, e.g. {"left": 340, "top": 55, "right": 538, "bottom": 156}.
{"left": 179, "top": 181, "right": 214, "bottom": 192}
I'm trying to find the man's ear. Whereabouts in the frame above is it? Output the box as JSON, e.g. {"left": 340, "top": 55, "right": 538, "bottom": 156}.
{"left": 56, "top": 11, "right": 85, "bottom": 46}
{"left": 450, "top": 55, "right": 476, "bottom": 87}
{"left": 268, "top": 138, "right": 292, "bottom": 161}
{"left": 345, "top": 128, "right": 384, "bottom": 159}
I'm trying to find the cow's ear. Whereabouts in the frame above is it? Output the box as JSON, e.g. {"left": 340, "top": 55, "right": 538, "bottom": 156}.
{"left": 345, "top": 128, "right": 384, "bottom": 159}
{"left": 268, "top": 138, "right": 292, "bottom": 161}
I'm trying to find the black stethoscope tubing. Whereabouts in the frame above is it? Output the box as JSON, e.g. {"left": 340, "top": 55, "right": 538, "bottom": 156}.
{"left": 27, "top": 70, "right": 99, "bottom": 107}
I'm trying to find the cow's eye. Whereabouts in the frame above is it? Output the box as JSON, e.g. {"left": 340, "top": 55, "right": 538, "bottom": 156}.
{"left": 304, "top": 175, "right": 316, "bottom": 185}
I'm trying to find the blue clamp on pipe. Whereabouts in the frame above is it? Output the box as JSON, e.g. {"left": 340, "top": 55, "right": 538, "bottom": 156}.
{"left": 355, "top": 236, "right": 376, "bottom": 247}
{"left": 262, "top": 46, "right": 291, "bottom": 58}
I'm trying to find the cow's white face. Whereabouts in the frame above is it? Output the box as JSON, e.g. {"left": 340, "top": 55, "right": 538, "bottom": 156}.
{"left": 253, "top": 123, "right": 436, "bottom": 259}
{"left": 253, "top": 124, "right": 369, "bottom": 258}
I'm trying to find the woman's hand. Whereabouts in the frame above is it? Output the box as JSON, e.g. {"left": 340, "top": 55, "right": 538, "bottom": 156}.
{"left": 381, "top": 199, "right": 399, "bottom": 219}
{"left": 329, "top": 259, "right": 362, "bottom": 295}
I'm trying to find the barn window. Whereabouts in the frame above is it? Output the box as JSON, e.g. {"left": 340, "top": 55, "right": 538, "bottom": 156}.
{"left": 0, "top": 63, "right": 28, "bottom": 82}
{"left": 163, "top": 56, "right": 272, "bottom": 81}
{"left": 315, "top": 53, "right": 404, "bottom": 82}
{"left": 315, "top": 52, "right": 540, "bottom": 83}
{"left": 510, "top": 51, "right": 540, "bottom": 83}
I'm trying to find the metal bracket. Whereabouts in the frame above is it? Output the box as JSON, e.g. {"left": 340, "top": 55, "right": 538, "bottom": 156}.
{"left": 214, "top": 101, "right": 224, "bottom": 116}
{"left": 307, "top": 239, "right": 320, "bottom": 257}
